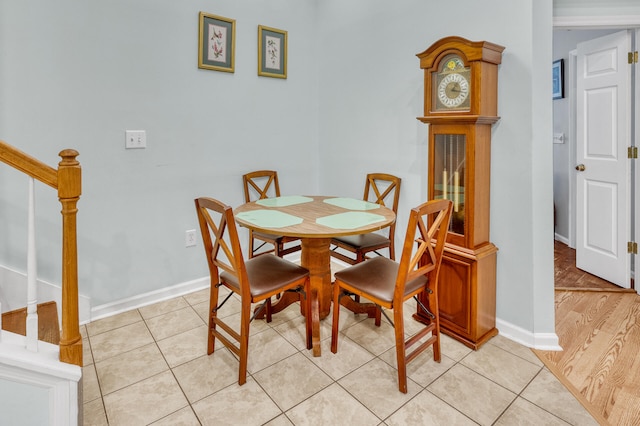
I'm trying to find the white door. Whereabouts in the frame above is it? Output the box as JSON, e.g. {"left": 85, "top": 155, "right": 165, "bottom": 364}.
{"left": 576, "top": 30, "right": 631, "bottom": 288}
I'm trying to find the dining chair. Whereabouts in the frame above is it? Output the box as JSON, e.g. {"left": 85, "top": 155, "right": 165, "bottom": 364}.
{"left": 331, "top": 199, "right": 452, "bottom": 393}
{"left": 330, "top": 173, "right": 401, "bottom": 264}
{"left": 242, "top": 170, "right": 302, "bottom": 258}
{"left": 195, "top": 197, "right": 313, "bottom": 385}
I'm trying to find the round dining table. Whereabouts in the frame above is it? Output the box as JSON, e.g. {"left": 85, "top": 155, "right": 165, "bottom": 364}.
{"left": 234, "top": 195, "right": 396, "bottom": 356}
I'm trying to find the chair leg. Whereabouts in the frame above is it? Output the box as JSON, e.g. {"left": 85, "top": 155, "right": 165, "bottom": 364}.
{"left": 374, "top": 306, "right": 382, "bottom": 327}
{"left": 265, "top": 298, "right": 273, "bottom": 323}
{"left": 207, "top": 283, "right": 220, "bottom": 355}
{"left": 304, "top": 281, "right": 313, "bottom": 350}
{"left": 433, "top": 327, "right": 441, "bottom": 362}
{"left": 248, "top": 233, "right": 255, "bottom": 259}
{"left": 393, "top": 305, "right": 408, "bottom": 393}
{"left": 429, "top": 287, "right": 441, "bottom": 363}
{"left": 330, "top": 282, "right": 341, "bottom": 353}
{"left": 238, "top": 303, "right": 251, "bottom": 386}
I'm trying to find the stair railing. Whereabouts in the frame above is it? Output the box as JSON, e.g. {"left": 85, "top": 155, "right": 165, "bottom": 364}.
{"left": 0, "top": 140, "right": 82, "bottom": 366}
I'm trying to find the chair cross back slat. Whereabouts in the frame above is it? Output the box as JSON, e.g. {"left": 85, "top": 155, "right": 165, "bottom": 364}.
{"left": 367, "top": 177, "right": 398, "bottom": 207}
{"left": 241, "top": 170, "right": 301, "bottom": 258}
{"left": 243, "top": 170, "right": 281, "bottom": 202}
{"left": 196, "top": 197, "right": 246, "bottom": 285}
{"left": 400, "top": 203, "right": 450, "bottom": 286}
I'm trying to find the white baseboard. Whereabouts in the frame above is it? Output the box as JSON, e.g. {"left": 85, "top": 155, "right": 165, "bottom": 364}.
{"left": 496, "top": 317, "right": 562, "bottom": 351}
{"left": 89, "top": 277, "right": 209, "bottom": 322}
{"left": 554, "top": 233, "right": 570, "bottom": 246}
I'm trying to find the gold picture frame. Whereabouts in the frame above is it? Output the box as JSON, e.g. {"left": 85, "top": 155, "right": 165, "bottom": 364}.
{"left": 198, "top": 12, "right": 235, "bottom": 73}
{"left": 258, "top": 25, "right": 287, "bottom": 79}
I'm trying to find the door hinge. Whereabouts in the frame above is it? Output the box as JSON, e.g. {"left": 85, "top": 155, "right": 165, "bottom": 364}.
{"left": 629, "top": 147, "right": 638, "bottom": 159}
{"left": 629, "top": 242, "right": 638, "bottom": 254}
{"left": 629, "top": 51, "right": 638, "bottom": 64}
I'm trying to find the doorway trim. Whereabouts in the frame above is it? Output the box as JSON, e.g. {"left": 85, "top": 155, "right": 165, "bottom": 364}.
{"left": 553, "top": 15, "right": 640, "bottom": 292}
{"left": 554, "top": 15, "right": 640, "bottom": 30}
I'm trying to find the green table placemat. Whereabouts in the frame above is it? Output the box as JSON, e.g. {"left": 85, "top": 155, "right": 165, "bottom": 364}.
{"left": 323, "top": 197, "right": 379, "bottom": 210}
{"left": 256, "top": 195, "right": 314, "bottom": 207}
{"left": 316, "top": 211, "right": 385, "bottom": 230}
{"left": 236, "top": 210, "right": 303, "bottom": 228}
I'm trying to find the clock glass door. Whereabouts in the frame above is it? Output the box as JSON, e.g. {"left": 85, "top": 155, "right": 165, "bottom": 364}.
{"left": 434, "top": 133, "right": 465, "bottom": 236}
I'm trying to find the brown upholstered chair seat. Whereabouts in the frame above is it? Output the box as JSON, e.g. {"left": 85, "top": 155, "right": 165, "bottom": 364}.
{"left": 334, "top": 256, "right": 428, "bottom": 304}
{"left": 332, "top": 233, "right": 390, "bottom": 252}
{"left": 220, "top": 254, "right": 310, "bottom": 299}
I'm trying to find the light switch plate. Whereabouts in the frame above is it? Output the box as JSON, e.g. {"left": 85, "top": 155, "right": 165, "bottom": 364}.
{"left": 125, "top": 130, "right": 146, "bottom": 149}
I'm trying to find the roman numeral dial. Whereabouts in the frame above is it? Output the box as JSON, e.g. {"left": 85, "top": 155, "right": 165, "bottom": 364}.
{"left": 437, "top": 72, "right": 470, "bottom": 108}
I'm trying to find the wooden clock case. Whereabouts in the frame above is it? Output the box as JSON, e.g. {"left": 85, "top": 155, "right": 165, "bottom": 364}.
{"left": 414, "top": 36, "right": 504, "bottom": 350}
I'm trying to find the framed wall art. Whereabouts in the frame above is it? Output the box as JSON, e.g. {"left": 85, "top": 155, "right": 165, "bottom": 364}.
{"left": 552, "top": 59, "right": 564, "bottom": 100}
{"left": 198, "top": 12, "right": 235, "bottom": 73}
{"left": 258, "top": 25, "right": 287, "bottom": 79}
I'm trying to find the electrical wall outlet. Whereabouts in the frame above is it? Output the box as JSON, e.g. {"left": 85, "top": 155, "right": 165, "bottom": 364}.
{"left": 125, "top": 130, "right": 147, "bottom": 149}
{"left": 185, "top": 229, "right": 197, "bottom": 247}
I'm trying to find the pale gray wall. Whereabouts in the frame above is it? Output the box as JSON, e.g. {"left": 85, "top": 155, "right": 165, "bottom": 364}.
{"left": 0, "top": 378, "right": 49, "bottom": 425}
{"left": 0, "top": 0, "right": 320, "bottom": 304}
{"left": 316, "top": 0, "right": 556, "bottom": 336}
{"left": 10, "top": 0, "right": 632, "bottom": 338}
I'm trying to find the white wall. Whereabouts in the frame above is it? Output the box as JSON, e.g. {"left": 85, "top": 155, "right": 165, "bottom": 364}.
{"left": 316, "top": 0, "right": 556, "bottom": 343}
{"left": 0, "top": 378, "right": 49, "bottom": 425}
{"left": 1, "top": 0, "right": 562, "bottom": 342}
{"left": 0, "top": 0, "right": 319, "bottom": 306}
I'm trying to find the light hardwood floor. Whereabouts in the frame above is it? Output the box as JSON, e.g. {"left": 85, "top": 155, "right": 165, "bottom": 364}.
{"left": 536, "top": 268, "right": 640, "bottom": 425}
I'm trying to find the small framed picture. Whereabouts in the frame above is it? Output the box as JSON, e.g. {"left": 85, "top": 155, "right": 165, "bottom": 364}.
{"left": 198, "top": 12, "right": 235, "bottom": 73}
{"left": 258, "top": 25, "right": 287, "bottom": 79}
{"left": 552, "top": 59, "right": 564, "bottom": 100}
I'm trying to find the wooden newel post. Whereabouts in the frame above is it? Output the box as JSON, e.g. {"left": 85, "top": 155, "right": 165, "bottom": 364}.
{"left": 57, "top": 149, "right": 82, "bottom": 366}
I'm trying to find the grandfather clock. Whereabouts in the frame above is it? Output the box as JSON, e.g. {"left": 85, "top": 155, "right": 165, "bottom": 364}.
{"left": 414, "top": 36, "right": 504, "bottom": 350}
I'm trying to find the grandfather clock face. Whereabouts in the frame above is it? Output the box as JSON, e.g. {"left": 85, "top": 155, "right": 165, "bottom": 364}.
{"left": 432, "top": 54, "right": 471, "bottom": 112}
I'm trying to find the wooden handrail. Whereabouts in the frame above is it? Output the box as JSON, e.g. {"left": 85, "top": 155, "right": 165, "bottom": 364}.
{"left": 0, "top": 141, "right": 58, "bottom": 189}
{"left": 0, "top": 140, "right": 82, "bottom": 366}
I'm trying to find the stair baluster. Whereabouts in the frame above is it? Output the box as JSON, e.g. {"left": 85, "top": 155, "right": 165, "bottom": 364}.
{"left": 26, "top": 177, "right": 38, "bottom": 352}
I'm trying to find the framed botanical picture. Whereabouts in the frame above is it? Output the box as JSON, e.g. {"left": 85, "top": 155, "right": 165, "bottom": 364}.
{"left": 552, "top": 59, "right": 564, "bottom": 100}
{"left": 258, "top": 25, "right": 287, "bottom": 79}
{"left": 198, "top": 12, "right": 235, "bottom": 73}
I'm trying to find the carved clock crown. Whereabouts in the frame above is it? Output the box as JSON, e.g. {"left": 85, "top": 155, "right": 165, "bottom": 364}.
{"left": 417, "top": 36, "right": 504, "bottom": 119}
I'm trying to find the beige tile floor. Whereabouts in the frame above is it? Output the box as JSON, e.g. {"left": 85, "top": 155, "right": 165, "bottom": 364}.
{"left": 82, "top": 286, "right": 598, "bottom": 426}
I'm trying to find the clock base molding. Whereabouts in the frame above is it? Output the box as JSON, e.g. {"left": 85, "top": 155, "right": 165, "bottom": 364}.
{"left": 441, "top": 326, "right": 499, "bottom": 351}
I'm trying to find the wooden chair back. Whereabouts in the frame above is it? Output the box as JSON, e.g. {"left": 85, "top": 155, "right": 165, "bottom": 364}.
{"left": 195, "top": 196, "right": 312, "bottom": 385}
{"left": 241, "top": 170, "right": 301, "bottom": 258}
{"left": 194, "top": 197, "right": 249, "bottom": 297}
{"left": 243, "top": 170, "right": 281, "bottom": 202}
{"left": 394, "top": 198, "right": 452, "bottom": 302}
{"left": 364, "top": 172, "right": 402, "bottom": 253}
